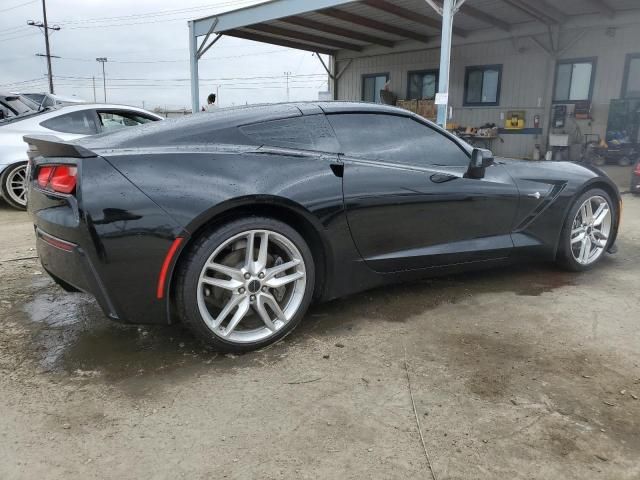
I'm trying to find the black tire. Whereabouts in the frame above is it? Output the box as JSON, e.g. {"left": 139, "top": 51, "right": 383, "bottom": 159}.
{"left": 0, "top": 162, "right": 28, "bottom": 210}
{"left": 617, "top": 156, "right": 632, "bottom": 167}
{"left": 557, "top": 188, "right": 614, "bottom": 272}
{"left": 175, "top": 216, "right": 315, "bottom": 352}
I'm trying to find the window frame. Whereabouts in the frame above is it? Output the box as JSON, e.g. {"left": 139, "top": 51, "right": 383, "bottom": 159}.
{"left": 552, "top": 57, "right": 597, "bottom": 104}
{"left": 621, "top": 53, "right": 640, "bottom": 99}
{"left": 463, "top": 64, "right": 503, "bottom": 107}
{"left": 39, "top": 108, "right": 100, "bottom": 135}
{"left": 361, "top": 72, "right": 390, "bottom": 103}
{"left": 327, "top": 111, "right": 471, "bottom": 168}
{"left": 96, "top": 108, "right": 158, "bottom": 132}
{"left": 239, "top": 113, "right": 340, "bottom": 154}
{"left": 406, "top": 69, "right": 440, "bottom": 100}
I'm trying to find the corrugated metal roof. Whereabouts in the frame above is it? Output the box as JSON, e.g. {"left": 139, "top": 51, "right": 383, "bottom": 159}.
{"left": 197, "top": 0, "right": 640, "bottom": 54}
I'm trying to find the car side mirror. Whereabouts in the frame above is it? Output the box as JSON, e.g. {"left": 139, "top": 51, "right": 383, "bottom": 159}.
{"left": 466, "top": 148, "right": 494, "bottom": 179}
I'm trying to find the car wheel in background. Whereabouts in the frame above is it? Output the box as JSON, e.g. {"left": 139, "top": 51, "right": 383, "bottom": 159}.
{"left": 175, "top": 217, "right": 315, "bottom": 352}
{"left": 557, "top": 188, "right": 614, "bottom": 271}
{"left": 617, "top": 156, "right": 632, "bottom": 167}
{"left": 0, "top": 162, "right": 28, "bottom": 210}
{"left": 590, "top": 154, "right": 607, "bottom": 166}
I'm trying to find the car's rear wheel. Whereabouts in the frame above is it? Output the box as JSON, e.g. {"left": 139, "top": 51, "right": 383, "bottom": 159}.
{"left": 175, "top": 217, "right": 315, "bottom": 352}
{"left": 557, "top": 188, "right": 614, "bottom": 271}
{"left": 1, "top": 162, "right": 28, "bottom": 210}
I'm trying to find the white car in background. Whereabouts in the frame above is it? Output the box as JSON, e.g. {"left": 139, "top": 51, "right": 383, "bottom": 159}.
{"left": 0, "top": 98, "right": 163, "bottom": 209}
{"left": 22, "top": 92, "right": 87, "bottom": 109}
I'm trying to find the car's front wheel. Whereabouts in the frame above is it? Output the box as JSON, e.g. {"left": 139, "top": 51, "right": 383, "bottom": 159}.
{"left": 1, "top": 162, "right": 28, "bottom": 210}
{"left": 557, "top": 188, "right": 614, "bottom": 271}
{"left": 175, "top": 217, "right": 315, "bottom": 352}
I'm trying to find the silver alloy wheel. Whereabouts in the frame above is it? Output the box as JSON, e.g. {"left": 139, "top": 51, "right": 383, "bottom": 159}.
{"left": 196, "top": 229, "right": 307, "bottom": 344}
{"left": 570, "top": 195, "right": 612, "bottom": 265}
{"left": 5, "top": 164, "right": 27, "bottom": 207}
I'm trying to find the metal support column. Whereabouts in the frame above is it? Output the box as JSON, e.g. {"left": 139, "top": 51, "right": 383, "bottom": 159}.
{"left": 436, "top": 0, "right": 454, "bottom": 127}
{"left": 189, "top": 20, "right": 200, "bottom": 114}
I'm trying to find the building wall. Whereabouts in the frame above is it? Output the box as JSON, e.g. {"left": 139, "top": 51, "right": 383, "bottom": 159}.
{"left": 335, "top": 22, "right": 640, "bottom": 159}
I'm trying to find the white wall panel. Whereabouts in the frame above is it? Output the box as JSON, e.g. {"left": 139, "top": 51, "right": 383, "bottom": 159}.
{"left": 335, "top": 23, "right": 640, "bottom": 159}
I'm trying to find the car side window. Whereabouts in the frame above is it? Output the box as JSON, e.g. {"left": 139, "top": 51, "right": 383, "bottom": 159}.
{"left": 327, "top": 113, "right": 469, "bottom": 167}
{"left": 40, "top": 110, "right": 98, "bottom": 135}
{"left": 240, "top": 114, "right": 339, "bottom": 153}
{"left": 98, "top": 111, "right": 155, "bottom": 132}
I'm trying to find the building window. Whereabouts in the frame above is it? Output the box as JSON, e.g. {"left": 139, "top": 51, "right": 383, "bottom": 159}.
{"left": 362, "top": 73, "right": 389, "bottom": 103}
{"left": 407, "top": 70, "right": 439, "bottom": 100}
{"left": 464, "top": 65, "right": 502, "bottom": 106}
{"left": 622, "top": 53, "right": 640, "bottom": 98}
{"left": 554, "top": 58, "right": 596, "bottom": 103}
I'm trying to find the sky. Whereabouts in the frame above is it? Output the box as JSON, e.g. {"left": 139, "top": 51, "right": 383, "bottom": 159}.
{"left": 0, "top": 0, "right": 330, "bottom": 110}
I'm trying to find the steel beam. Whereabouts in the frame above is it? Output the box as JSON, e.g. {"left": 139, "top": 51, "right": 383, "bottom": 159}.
{"left": 188, "top": 20, "right": 200, "bottom": 114}
{"left": 223, "top": 29, "right": 335, "bottom": 55}
{"left": 436, "top": 0, "right": 454, "bottom": 127}
{"left": 460, "top": 4, "right": 511, "bottom": 31}
{"left": 246, "top": 23, "right": 363, "bottom": 51}
{"left": 583, "top": 0, "right": 615, "bottom": 17}
{"left": 502, "top": 0, "right": 566, "bottom": 25}
{"left": 193, "top": 0, "right": 356, "bottom": 36}
{"left": 281, "top": 16, "right": 395, "bottom": 47}
{"left": 362, "top": 0, "right": 468, "bottom": 37}
{"left": 319, "top": 8, "right": 430, "bottom": 43}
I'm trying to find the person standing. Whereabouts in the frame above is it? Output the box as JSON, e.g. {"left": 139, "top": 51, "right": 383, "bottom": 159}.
{"left": 202, "top": 93, "right": 218, "bottom": 112}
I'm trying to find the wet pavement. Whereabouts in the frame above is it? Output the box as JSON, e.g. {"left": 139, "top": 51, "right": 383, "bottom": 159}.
{"left": 1, "top": 165, "right": 639, "bottom": 479}
{"left": 13, "top": 260, "right": 581, "bottom": 385}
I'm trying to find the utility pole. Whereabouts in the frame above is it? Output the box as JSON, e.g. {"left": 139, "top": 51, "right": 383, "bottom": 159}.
{"left": 27, "top": 0, "right": 60, "bottom": 94}
{"left": 284, "top": 71, "right": 291, "bottom": 102}
{"left": 92, "top": 76, "right": 96, "bottom": 102}
{"left": 96, "top": 57, "right": 108, "bottom": 103}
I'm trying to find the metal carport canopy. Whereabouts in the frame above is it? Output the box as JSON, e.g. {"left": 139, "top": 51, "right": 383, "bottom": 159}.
{"left": 188, "top": 0, "right": 631, "bottom": 121}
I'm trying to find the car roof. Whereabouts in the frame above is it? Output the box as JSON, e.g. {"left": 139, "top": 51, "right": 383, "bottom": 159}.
{"left": 73, "top": 101, "right": 413, "bottom": 151}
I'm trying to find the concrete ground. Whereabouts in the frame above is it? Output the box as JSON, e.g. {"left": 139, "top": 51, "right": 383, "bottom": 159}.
{"left": 0, "top": 166, "right": 638, "bottom": 480}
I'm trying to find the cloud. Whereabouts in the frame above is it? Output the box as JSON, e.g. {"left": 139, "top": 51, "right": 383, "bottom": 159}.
{"left": 0, "top": 0, "right": 329, "bottom": 110}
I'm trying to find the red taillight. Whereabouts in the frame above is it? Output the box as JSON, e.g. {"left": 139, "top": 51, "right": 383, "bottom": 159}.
{"left": 37, "top": 166, "right": 54, "bottom": 188}
{"left": 634, "top": 163, "right": 640, "bottom": 176}
{"left": 36, "top": 165, "right": 77, "bottom": 194}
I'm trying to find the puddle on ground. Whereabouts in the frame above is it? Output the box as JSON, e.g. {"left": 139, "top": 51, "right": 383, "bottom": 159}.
{"left": 16, "top": 261, "right": 579, "bottom": 382}
{"left": 303, "top": 263, "right": 578, "bottom": 328}
{"left": 23, "top": 290, "right": 217, "bottom": 378}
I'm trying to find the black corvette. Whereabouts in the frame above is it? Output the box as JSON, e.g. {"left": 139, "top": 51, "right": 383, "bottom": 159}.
{"left": 26, "top": 102, "right": 621, "bottom": 351}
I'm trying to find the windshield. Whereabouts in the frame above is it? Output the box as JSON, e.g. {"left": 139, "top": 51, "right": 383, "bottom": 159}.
{"left": 23, "top": 93, "right": 46, "bottom": 107}
{"left": 1, "top": 95, "right": 39, "bottom": 115}
{"left": 0, "top": 95, "right": 41, "bottom": 123}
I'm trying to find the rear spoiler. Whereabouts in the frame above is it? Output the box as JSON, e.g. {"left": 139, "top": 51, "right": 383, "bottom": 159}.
{"left": 23, "top": 134, "right": 97, "bottom": 159}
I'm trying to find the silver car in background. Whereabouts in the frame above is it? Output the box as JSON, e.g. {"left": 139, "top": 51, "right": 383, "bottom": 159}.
{"left": 0, "top": 95, "right": 163, "bottom": 209}
{"left": 22, "top": 92, "right": 87, "bottom": 109}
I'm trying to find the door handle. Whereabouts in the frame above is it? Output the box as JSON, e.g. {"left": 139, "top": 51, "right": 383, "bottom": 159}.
{"left": 430, "top": 173, "right": 457, "bottom": 183}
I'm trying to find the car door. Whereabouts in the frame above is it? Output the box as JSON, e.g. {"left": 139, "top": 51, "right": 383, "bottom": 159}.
{"left": 327, "top": 112, "right": 519, "bottom": 272}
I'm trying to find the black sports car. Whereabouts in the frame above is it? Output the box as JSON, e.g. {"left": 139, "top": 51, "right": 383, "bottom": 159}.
{"left": 26, "top": 102, "right": 621, "bottom": 352}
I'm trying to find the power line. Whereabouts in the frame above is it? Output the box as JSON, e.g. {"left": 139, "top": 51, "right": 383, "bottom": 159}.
{"left": 52, "top": 1, "right": 254, "bottom": 25}
{"left": 51, "top": 73, "right": 325, "bottom": 81}
{"left": 0, "top": 0, "right": 38, "bottom": 13}
{"left": 0, "top": 31, "right": 40, "bottom": 41}
{"left": 27, "top": 0, "right": 59, "bottom": 94}
{"left": 0, "top": 25, "right": 31, "bottom": 35}
{"left": 50, "top": 49, "right": 296, "bottom": 64}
